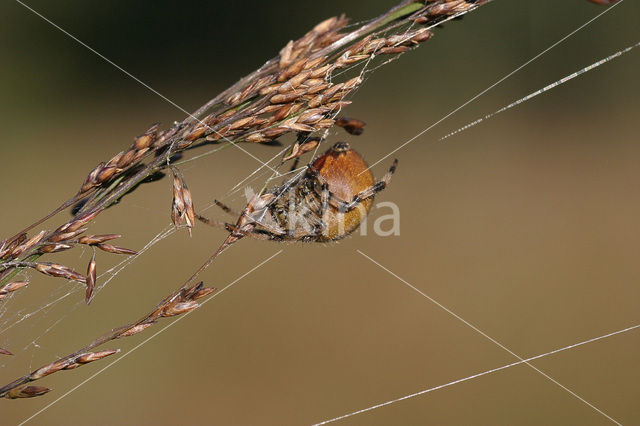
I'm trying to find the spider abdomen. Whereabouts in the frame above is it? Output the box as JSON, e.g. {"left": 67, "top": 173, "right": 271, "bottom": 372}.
{"left": 312, "top": 143, "right": 375, "bottom": 240}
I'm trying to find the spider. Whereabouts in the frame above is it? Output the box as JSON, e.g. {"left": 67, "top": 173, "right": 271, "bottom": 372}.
{"left": 198, "top": 142, "right": 397, "bottom": 254}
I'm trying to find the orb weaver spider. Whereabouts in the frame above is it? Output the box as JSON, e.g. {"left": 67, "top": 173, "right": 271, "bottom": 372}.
{"left": 198, "top": 142, "right": 397, "bottom": 256}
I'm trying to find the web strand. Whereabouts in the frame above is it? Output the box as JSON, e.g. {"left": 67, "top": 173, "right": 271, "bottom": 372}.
{"left": 364, "top": 0, "right": 624, "bottom": 172}
{"left": 356, "top": 251, "right": 621, "bottom": 425}
{"left": 14, "top": 0, "right": 278, "bottom": 175}
{"left": 2, "top": 2, "right": 634, "bottom": 423}
{"left": 440, "top": 40, "right": 640, "bottom": 141}
{"left": 314, "top": 322, "right": 640, "bottom": 425}
{"left": 18, "top": 250, "right": 283, "bottom": 425}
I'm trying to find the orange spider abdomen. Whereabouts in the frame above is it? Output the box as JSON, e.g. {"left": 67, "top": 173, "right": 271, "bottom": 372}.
{"left": 312, "top": 142, "right": 375, "bottom": 240}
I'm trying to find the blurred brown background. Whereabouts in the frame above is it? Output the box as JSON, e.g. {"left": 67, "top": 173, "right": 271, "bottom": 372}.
{"left": 1, "top": 1, "right": 639, "bottom": 424}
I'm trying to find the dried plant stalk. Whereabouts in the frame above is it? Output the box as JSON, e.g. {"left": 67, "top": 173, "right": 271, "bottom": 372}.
{"left": 0, "top": 0, "right": 490, "bottom": 399}
{"left": 0, "top": 0, "right": 484, "bottom": 300}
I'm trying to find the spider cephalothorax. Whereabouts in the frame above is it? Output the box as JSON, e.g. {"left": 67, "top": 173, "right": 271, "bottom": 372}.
{"left": 204, "top": 142, "right": 397, "bottom": 249}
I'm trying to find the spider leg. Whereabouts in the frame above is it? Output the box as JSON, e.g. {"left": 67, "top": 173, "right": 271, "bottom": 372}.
{"left": 214, "top": 199, "right": 242, "bottom": 217}
{"left": 197, "top": 199, "right": 254, "bottom": 229}
{"left": 199, "top": 210, "right": 288, "bottom": 240}
{"left": 214, "top": 221, "right": 289, "bottom": 241}
{"left": 303, "top": 167, "right": 331, "bottom": 235}
{"left": 294, "top": 201, "right": 327, "bottom": 236}
{"left": 288, "top": 156, "right": 300, "bottom": 173}
{"left": 306, "top": 167, "right": 330, "bottom": 215}
{"left": 319, "top": 181, "right": 330, "bottom": 216}
{"left": 196, "top": 214, "right": 234, "bottom": 232}
{"left": 335, "top": 159, "right": 398, "bottom": 212}
{"left": 245, "top": 228, "right": 287, "bottom": 241}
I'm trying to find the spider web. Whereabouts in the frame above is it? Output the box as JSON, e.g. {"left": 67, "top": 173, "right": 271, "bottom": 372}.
{"left": 0, "top": 0, "right": 623, "bottom": 369}
{"left": 1, "top": 1, "right": 639, "bottom": 424}
{"left": 0, "top": 0, "right": 426, "bottom": 382}
{"left": 1, "top": 0, "right": 631, "bottom": 396}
